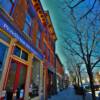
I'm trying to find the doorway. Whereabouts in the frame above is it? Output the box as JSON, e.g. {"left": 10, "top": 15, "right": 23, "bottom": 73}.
{"left": 6, "top": 60, "right": 27, "bottom": 100}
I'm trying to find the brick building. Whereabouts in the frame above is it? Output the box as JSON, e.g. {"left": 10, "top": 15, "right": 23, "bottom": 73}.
{"left": 0, "top": 0, "right": 57, "bottom": 100}
{"left": 0, "top": 0, "right": 44, "bottom": 100}
{"left": 56, "top": 55, "right": 64, "bottom": 92}
{"left": 31, "top": 1, "right": 57, "bottom": 99}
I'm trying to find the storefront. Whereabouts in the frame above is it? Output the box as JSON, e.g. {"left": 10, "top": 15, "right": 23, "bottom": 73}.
{"left": 29, "top": 57, "right": 41, "bottom": 100}
{"left": 56, "top": 74, "right": 63, "bottom": 92}
{"left": 0, "top": 15, "right": 43, "bottom": 100}
{"left": 44, "top": 65, "right": 56, "bottom": 99}
{"left": 5, "top": 44, "right": 30, "bottom": 100}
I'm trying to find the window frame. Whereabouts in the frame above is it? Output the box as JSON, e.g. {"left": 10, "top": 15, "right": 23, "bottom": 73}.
{"left": 13, "top": 45, "right": 29, "bottom": 61}
{"left": 0, "top": 0, "right": 15, "bottom": 15}
{"left": 36, "top": 31, "right": 41, "bottom": 48}
{"left": 23, "top": 13, "right": 33, "bottom": 38}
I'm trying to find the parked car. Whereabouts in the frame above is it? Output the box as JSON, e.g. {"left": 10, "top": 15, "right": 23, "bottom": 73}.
{"left": 82, "top": 84, "right": 100, "bottom": 97}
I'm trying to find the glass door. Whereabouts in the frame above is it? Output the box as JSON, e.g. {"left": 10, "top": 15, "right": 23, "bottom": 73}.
{"left": 6, "top": 60, "right": 27, "bottom": 100}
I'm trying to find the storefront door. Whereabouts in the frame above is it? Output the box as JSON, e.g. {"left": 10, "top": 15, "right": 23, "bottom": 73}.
{"left": 6, "top": 60, "right": 27, "bottom": 100}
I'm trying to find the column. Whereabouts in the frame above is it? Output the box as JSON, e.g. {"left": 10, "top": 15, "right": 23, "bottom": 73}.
{"left": 24, "top": 53, "right": 33, "bottom": 100}
{"left": 39, "top": 61, "right": 44, "bottom": 100}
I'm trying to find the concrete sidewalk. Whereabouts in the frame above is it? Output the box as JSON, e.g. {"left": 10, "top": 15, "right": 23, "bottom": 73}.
{"left": 48, "top": 86, "right": 93, "bottom": 100}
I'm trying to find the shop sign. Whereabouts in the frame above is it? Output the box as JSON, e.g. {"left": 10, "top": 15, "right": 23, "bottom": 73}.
{"left": 0, "top": 18, "right": 43, "bottom": 60}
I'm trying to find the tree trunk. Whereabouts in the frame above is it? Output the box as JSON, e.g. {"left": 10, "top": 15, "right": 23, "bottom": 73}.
{"left": 79, "top": 71, "right": 85, "bottom": 100}
{"left": 79, "top": 70, "right": 82, "bottom": 86}
{"left": 87, "top": 66, "right": 96, "bottom": 100}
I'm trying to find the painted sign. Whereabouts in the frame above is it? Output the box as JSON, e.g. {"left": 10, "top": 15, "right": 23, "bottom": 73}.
{"left": 0, "top": 17, "right": 43, "bottom": 60}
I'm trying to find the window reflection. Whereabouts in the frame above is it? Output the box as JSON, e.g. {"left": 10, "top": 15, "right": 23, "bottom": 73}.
{"left": 13, "top": 46, "right": 21, "bottom": 57}
{"left": 0, "top": 42, "right": 8, "bottom": 80}
{"left": 21, "top": 50, "right": 28, "bottom": 61}
{"left": 23, "top": 13, "right": 32, "bottom": 37}
{"left": 0, "top": 0, "right": 15, "bottom": 14}
{"left": 36, "top": 31, "right": 41, "bottom": 48}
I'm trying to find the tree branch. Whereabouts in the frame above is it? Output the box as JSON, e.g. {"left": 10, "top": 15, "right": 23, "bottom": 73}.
{"left": 80, "top": 0, "right": 97, "bottom": 19}
{"left": 92, "top": 58, "right": 100, "bottom": 70}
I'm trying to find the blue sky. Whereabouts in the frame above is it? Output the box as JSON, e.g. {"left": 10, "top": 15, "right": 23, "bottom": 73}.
{"left": 40, "top": 0, "right": 100, "bottom": 73}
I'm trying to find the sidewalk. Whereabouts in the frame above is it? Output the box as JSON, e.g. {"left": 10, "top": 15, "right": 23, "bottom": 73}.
{"left": 48, "top": 85, "right": 93, "bottom": 100}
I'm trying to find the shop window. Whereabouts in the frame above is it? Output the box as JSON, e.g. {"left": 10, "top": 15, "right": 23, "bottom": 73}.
{"left": 0, "top": 42, "right": 8, "bottom": 80}
{"left": 0, "top": 0, "right": 15, "bottom": 15}
{"left": 23, "top": 13, "right": 32, "bottom": 37}
{"left": 30, "top": 58, "right": 40, "bottom": 98}
{"left": 21, "top": 50, "right": 28, "bottom": 61}
{"left": 0, "top": 32, "right": 11, "bottom": 43}
{"left": 13, "top": 46, "right": 21, "bottom": 57}
{"left": 13, "top": 46, "right": 28, "bottom": 61}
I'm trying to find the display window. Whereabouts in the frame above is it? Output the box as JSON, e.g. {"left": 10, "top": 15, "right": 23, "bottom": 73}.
{"left": 29, "top": 58, "right": 40, "bottom": 98}
{"left": 0, "top": 42, "right": 8, "bottom": 80}
{"left": 0, "top": 32, "right": 10, "bottom": 81}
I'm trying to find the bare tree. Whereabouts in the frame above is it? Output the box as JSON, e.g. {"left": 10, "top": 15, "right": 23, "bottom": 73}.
{"left": 66, "top": 54, "right": 85, "bottom": 86}
{"left": 59, "top": 0, "right": 100, "bottom": 100}
{"left": 66, "top": 56, "right": 80, "bottom": 85}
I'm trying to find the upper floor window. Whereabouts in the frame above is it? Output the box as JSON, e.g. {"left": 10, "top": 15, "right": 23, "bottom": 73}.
{"left": 36, "top": 31, "right": 41, "bottom": 48}
{"left": 0, "top": 0, "right": 15, "bottom": 15}
{"left": 23, "top": 13, "right": 33, "bottom": 37}
{"left": 44, "top": 43, "right": 46, "bottom": 51}
{"left": 47, "top": 49, "right": 50, "bottom": 62}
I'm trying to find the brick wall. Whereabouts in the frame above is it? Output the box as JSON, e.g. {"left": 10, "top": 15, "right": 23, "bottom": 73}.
{"left": 32, "top": 17, "right": 39, "bottom": 45}
{"left": 56, "top": 58, "right": 64, "bottom": 76}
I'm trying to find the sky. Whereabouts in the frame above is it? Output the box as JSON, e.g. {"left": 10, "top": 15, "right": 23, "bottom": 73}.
{"left": 40, "top": 0, "right": 100, "bottom": 73}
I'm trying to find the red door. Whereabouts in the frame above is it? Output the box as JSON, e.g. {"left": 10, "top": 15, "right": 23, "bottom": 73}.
{"left": 5, "top": 60, "right": 27, "bottom": 100}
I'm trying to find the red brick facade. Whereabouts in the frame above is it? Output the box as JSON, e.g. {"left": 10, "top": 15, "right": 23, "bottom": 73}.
{"left": 56, "top": 55, "right": 64, "bottom": 77}
{"left": 12, "top": 0, "right": 27, "bottom": 31}
{"left": 0, "top": 0, "right": 57, "bottom": 100}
